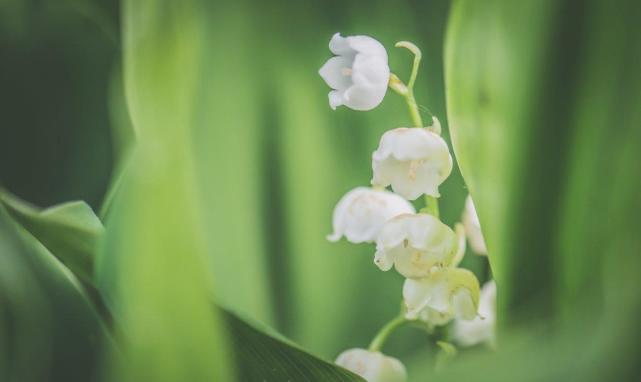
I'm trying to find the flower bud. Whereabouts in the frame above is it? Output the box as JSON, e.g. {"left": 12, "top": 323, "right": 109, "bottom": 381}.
{"left": 374, "top": 213, "right": 458, "bottom": 278}
{"left": 372, "top": 125, "right": 453, "bottom": 200}
{"left": 319, "top": 33, "right": 390, "bottom": 111}
{"left": 335, "top": 348, "right": 406, "bottom": 382}
{"left": 328, "top": 187, "right": 415, "bottom": 244}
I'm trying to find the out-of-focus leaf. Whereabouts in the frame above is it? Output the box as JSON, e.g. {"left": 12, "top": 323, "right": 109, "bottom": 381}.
{"left": 0, "top": 1, "right": 117, "bottom": 209}
{"left": 0, "top": 189, "right": 103, "bottom": 284}
{"left": 222, "top": 308, "right": 365, "bottom": 382}
{"left": 188, "top": 0, "right": 274, "bottom": 324}
{"left": 95, "top": 1, "right": 238, "bottom": 381}
{"left": 0, "top": 188, "right": 365, "bottom": 382}
{"left": 0, "top": 204, "right": 110, "bottom": 382}
{"left": 444, "top": 0, "right": 641, "bottom": 380}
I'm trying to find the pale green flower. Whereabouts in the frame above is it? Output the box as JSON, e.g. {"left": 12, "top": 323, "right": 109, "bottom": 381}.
{"left": 374, "top": 213, "right": 458, "bottom": 278}
{"left": 403, "top": 267, "right": 480, "bottom": 322}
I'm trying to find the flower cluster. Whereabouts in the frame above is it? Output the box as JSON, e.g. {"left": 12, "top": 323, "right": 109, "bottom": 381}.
{"left": 320, "top": 33, "right": 495, "bottom": 381}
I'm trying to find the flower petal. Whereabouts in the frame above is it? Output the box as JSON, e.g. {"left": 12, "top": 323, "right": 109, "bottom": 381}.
{"left": 403, "top": 268, "right": 480, "bottom": 322}
{"left": 319, "top": 56, "right": 353, "bottom": 90}
{"left": 346, "top": 35, "right": 388, "bottom": 59}
{"left": 453, "top": 280, "right": 496, "bottom": 347}
{"left": 328, "top": 90, "right": 344, "bottom": 110}
{"left": 328, "top": 187, "right": 415, "bottom": 244}
{"left": 351, "top": 54, "right": 390, "bottom": 88}
{"left": 463, "top": 195, "right": 488, "bottom": 255}
{"left": 329, "top": 33, "right": 353, "bottom": 56}
{"left": 374, "top": 250, "right": 394, "bottom": 271}
{"left": 453, "top": 289, "right": 477, "bottom": 320}
{"left": 343, "top": 84, "right": 387, "bottom": 111}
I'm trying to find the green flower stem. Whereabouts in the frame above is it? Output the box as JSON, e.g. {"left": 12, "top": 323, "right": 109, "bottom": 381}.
{"left": 391, "top": 41, "right": 424, "bottom": 128}
{"left": 404, "top": 90, "right": 424, "bottom": 128}
{"left": 368, "top": 315, "right": 409, "bottom": 352}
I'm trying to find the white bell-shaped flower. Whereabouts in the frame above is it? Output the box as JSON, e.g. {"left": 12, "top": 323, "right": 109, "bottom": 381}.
{"left": 328, "top": 187, "right": 415, "bottom": 244}
{"left": 335, "top": 348, "right": 406, "bottom": 382}
{"left": 403, "top": 267, "right": 480, "bottom": 321}
{"left": 454, "top": 280, "right": 496, "bottom": 347}
{"left": 371, "top": 123, "right": 453, "bottom": 200}
{"left": 463, "top": 195, "right": 488, "bottom": 255}
{"left": 374, "top": 213, "right": 458, "bottom": 278}
{"left": 319, "top": 33, "right": 390, "bottom": 111}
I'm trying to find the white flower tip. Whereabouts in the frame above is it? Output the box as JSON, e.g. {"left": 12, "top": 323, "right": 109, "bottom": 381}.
{"left": 326, "top": 232, "right": 341, "bottom": 242}
{"left": 328, "top": 90, "right": 343, "bottom": 110}
{"left": 374, "top": 251, "right": 394, "bottom": 271}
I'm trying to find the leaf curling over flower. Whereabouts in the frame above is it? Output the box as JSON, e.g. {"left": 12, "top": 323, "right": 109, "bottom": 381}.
{"left": 335, "top": 348, "right": 406, "bottom": 382}
{"left": 319, "top": 33, "right": 390, "bottom": 111}
{"left": 453, "top": 280, "right": 496, "bottom": 347}
{"left": 328, "top": 187, "right": 415, "bottom": 244}
{"left": 371, "top": 123, "right": 453, "bottom": 200}
{"left": 374, "top": 213, "right": 458, "bottom": 278}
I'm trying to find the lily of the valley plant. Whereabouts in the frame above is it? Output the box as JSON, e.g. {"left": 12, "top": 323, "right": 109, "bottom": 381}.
{"left": 320, "top": 33, "right": 496, "bottom": 382}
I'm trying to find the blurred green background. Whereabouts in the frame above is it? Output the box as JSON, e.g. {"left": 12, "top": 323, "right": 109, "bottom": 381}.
{"left": 1, "top": 0, "right": 640, "bottom": 381}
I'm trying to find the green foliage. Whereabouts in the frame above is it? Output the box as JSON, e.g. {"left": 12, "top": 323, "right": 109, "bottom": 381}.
{"left": 1, "top": 0, "right": 640, "bottom": 381}
{"left": 224, "top": 309, "right": 364, "bottom": 381}
{"left": 1, "top": 187, "right": 365, "bottom": 381}
{"left": 443, "top": 0, "right": 641, "bottom": 380}
{"left": 95, "top": 1, "right": 367, "bottom": 381}
{"left": 0, "top": 190, "right": 103, "bottom": 284}
{"left": 0, "top": 204, "right": 109, "bottom": 382}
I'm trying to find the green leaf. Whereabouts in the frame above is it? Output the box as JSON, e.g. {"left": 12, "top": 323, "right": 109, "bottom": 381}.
{"left": 95, "top": 1, "right": 238, "bottom": 380}
{"left": 223, "top": 309, "right": 365, "bottom": 382}
{"left": 443, "top": 0, "right": 641, "bottom": 380}
{"left": 0, "top": 188, "right": 362, "bottom": 381}
{"left": 0, "top": 204, "right": 110, "bottom": 382}
{"left": 0, "top": 189, "right": 103, "bottom": 284}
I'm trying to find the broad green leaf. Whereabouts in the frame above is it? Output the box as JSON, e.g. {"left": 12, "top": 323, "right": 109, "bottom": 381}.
{"left": 0, "top": 189, "right": 103, "bottom": 284}
{"left": 443, "top": 0, "right": 641, "bottom": 380}
{"left": 0, "top": 188, "right": 364, "bottom": 381}
{"left": 95, "top": 1, "right": 235, "bottom": 381}
{"left": 0, "top": 204, "right": 110, "bottom": 382}
{"left": 446, "top": 0, "right": 641, "bottom": 320}
{"left": 223, "top": 309, "right": 365, "bottom": 382}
